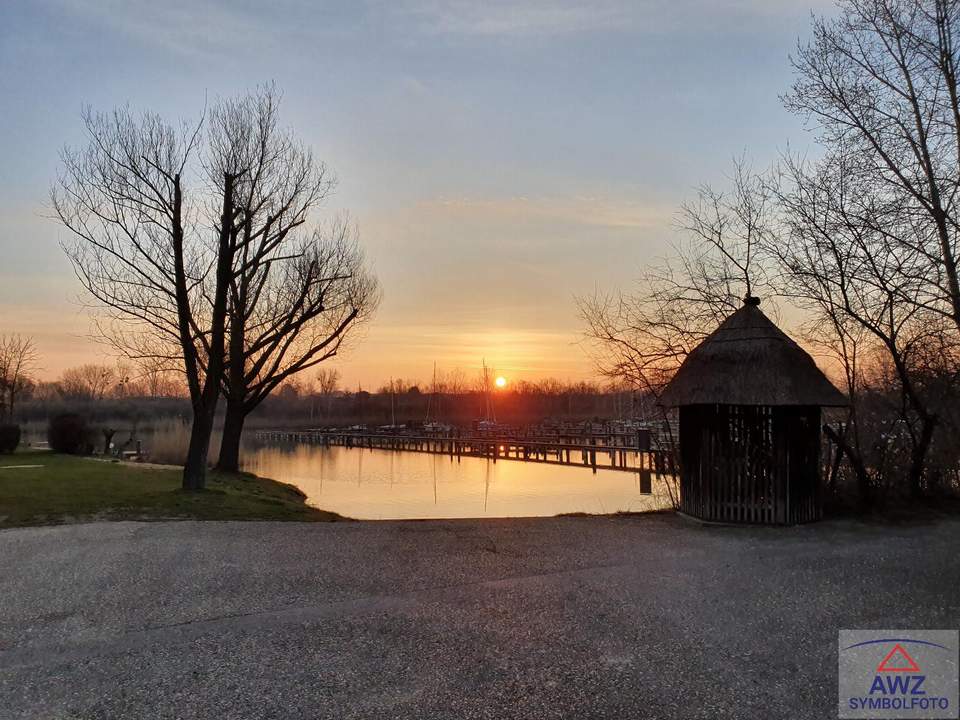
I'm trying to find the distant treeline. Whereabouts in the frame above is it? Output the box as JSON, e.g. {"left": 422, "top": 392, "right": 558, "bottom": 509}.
{"left": 11, "top": 362, "right": 653, "bottom": 430}
{"left": 257, "top": 382, "right": 651, "bottom": 427}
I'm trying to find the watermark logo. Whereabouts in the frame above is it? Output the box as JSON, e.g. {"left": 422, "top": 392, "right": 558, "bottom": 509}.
{"left": 839, "top": 630, "right": 959, "bottom": 719}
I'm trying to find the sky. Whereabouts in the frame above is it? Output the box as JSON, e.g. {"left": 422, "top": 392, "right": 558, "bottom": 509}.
{"left": 0, "top": 0, "right": 834, "bottom": 390}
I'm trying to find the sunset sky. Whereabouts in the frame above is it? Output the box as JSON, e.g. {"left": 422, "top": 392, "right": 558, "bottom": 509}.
{"left": 1, "top": 0, "right": 831, "bottom": 389}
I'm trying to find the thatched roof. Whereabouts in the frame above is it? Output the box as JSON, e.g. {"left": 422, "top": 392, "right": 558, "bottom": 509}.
{"left": 658, "top": 297, "right": 847, "bottom": 407}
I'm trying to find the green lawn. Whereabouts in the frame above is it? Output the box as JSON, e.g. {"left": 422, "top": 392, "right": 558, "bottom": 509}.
{"left": 0, "top": 450, "right": 345, "bottom": 528}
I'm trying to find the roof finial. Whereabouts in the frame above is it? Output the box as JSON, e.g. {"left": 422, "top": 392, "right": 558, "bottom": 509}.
{"left": 744, "top": 295, "right": 761, "bottom": 307}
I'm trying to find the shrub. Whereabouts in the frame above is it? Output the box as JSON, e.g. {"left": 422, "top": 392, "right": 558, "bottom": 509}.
{"left": 0, "top": 424, "right": 20, "bottom": 454}
{"left": 48, "top": 413, "right": 94, "bottom": 455}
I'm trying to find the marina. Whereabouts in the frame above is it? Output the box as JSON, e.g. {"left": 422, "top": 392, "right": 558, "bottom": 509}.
{"left": 254, "top": 424, "right": 673, "bottom": 493}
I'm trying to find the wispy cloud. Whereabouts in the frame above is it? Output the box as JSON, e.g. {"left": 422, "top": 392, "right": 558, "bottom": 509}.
{"left": 436, "top": 195, "right": 674, "bottom": 229}
{"left": 36, "top": 0, "right": 347, "bottom": 58}
{"left": 377, "top": 0, "right": 632, "bottom": 37}
{"left": 420, "top": 194, "right": 673, "bottom": 231}
{"left": 36, "top": 0, "right": 837, "bottom": 56}
{"left": 38, "top": 0, "right": 257, "bottom": 56}
{"left": 375, "top": 0, "right": 836, "bottom": 38}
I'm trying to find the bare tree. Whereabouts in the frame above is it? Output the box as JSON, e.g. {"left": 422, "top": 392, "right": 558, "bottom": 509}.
{"left": 315, "top": 368, "right": 341, "bottom": 397}
{"left": 53, "top": 100, "right": 240, "bottom": 490}
{"left": 213, "top": 90, "right": 379, "bottom": 471}
{"left": 0, "top": 335, "right": 38, "bottom": 421}
{"left": 771, "top": 150, "right": 941, "bottom": 498}
{"left": 441, "top": 367, "right": 468, "bottom": 395}
{"left": 311, "top": 367, "right": 341, "bottom": 423}
{"left": 53, "top": 88, "right": 378, "bottom": 477}
{"left": 579, "top": 159, "right": 777, "bottom": 398}
{"left": 133, "top": 356, "right": 185, "bottom": 398}
{"left": 773, "top": 0, "right": 960, "bottom": 501}
{"left": 59, "top": 363, "right": 117, "bottom": 401}
{"left": 785, "top": 0, "right": 960, "bottom": 333}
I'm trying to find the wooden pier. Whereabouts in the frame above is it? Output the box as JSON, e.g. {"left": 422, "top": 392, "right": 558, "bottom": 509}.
{"left": 254, "top": 427, "right": 673, "bottom": 492}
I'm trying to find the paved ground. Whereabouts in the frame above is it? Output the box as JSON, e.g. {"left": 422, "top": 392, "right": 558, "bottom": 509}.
{"left": 0, "top": 514, "right": 958, "bottom": 719}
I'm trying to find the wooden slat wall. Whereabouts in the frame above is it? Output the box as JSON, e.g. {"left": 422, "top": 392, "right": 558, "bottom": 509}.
{"left": 679, "top": 404, "right": 822, "bottom": 525}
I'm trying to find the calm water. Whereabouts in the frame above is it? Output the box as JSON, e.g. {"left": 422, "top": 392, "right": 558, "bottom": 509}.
{"left": 241, "top": 443, "right": 672, "bottom": 520}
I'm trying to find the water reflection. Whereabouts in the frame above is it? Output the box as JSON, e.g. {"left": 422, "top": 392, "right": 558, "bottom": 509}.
{"left": 241, "top": 443, "right": 672, "bottom": 520}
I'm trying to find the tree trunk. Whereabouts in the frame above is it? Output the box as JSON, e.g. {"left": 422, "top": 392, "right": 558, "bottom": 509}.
{"left": 907, "top": 416, "right": 937, "bottom": 500}
{"left": 823, "top": 423, "right": 872, "bottom": 509}
{"left": 216, "top": 399, "right": 246, "bottom": 473}
{"left": 179, "top": 171, "right": 236, "bottom": 492}
{"left": 218, "top": 287, "right": 247, "bottom": 473}
{"left": 183, "top": 405, "right": 216, "bottom": 491}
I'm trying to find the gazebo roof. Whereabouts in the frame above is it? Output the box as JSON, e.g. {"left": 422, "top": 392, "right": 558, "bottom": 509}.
{"left": 658, "top": 297, "right": 847, "bottom": 407}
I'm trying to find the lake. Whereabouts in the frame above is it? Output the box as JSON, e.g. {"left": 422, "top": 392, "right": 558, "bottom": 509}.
{"left": 241, "top": 442, "right": 673, "bottom": 520}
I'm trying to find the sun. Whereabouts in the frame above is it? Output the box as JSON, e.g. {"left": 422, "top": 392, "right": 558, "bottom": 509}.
{"left": 495, "top": 376, "right": 507, "bottom": 388}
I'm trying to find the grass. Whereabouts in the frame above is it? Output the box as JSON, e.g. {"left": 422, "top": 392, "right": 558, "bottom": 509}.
{"left": 556, "top": 509, "right": 676, "bottom": 518}
{"left": 0, "top": 449, "right": 346, "bottom": 528}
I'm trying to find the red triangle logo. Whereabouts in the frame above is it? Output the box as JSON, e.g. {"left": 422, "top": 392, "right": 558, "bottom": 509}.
{"left": 877, "top": 643, "right": 921, "bottom": 673}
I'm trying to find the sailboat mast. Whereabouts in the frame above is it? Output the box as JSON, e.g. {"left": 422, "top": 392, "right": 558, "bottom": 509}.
{"left": 481, "top": 358, "right": 496, "bottom": 423}
{"left": 390, "top": 377, "right": 396, "bottom": 426}
{"left": 481, "top": 359, "right": 488, "bottom": 421}
{"left": 425, "top": 361, "right": 437, "bottom": 423}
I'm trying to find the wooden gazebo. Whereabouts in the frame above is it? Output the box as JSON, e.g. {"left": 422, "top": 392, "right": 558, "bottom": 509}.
{"left": 659, "top": 297, "right": 846, "bottom": 525}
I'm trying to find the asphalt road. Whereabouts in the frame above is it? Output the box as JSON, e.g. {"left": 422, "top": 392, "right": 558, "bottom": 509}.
{"left": 0, "top": 514, "right": 957, "bottom": 719}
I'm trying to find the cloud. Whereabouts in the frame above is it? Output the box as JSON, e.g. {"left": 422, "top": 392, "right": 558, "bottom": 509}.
{"left": 370, "top": 194, "right": 674, "bottom": 246}
{"left": 422, "top": 194, "right": 673, "bottom": 230}
{"left": 38, "top": 0, "right": 838, "bottom": 57}
{"left": 378, "top": 0, "right": 632, "bottom": 37}
{"left": 362, "top": 194, "right": 674, "bottom": 262}
{"left": 376, "top": 0, "right": 837, "bottom": 38}
{"left": 37, "top": 0, "right": 324, "bottom": 58}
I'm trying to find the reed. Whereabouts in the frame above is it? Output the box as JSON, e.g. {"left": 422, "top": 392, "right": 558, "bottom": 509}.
{"left": 147, "top": 419, "right": 222, "bottom": 467}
